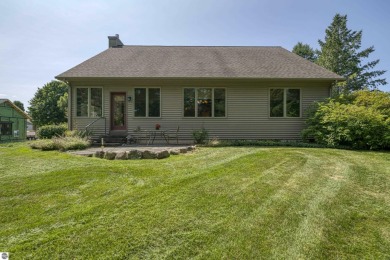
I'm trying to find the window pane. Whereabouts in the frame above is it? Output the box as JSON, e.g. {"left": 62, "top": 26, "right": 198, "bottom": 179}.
{"left": 214, "top": 88, "right": 226, "bottom": 117}
{"left": 184, "top": 88, "right": 195, "bottom": 117}
{"left": 148, "top": 88, "right": 160, "bottom": 117}
{"left": 90, "top": 88, "right": 102, "bottom": 117}
{"left": 76, "top": 88, "right": 88, "bottom": 117}
{"left": 286, "top": 89, "right": 300, "bottom": 117}
{"left": 270, "top": 89, "right": 284, "bottom": 117}
{"left": 197, "top": 88, "right": 212, "bottom": 117}
{"left": 134, "top": 88, "right": 146, "bottom": 117}
{"left": 0, "top": 123, "right": 12, "bottom": 135}
{"left": 113, "top": 94, "right": 126, "bottom": 127}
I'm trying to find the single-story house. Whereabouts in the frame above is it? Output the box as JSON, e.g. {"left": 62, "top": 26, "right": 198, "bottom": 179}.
{"left": 0, "top": 99, "right": 32, "bottom": 142}
{"left": 56, "top": 34, "right": 343, "bottom": 143}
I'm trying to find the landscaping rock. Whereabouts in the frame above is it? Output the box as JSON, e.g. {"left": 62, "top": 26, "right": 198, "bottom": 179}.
{"left": 142, "top": 150, "right": 157, "bottom": 159}
{"left": 115, "top": 152, "right": 127, "bottom": 160}
{"left": 179, "top": 148, "right": 187, "bottom": 154}
{"left": 187, "top": 146, "right": 195, "bottom": 151}
{"left": 156, "top": 150, "right": 170, "bottom": 159}
{"left": 104, "top": 151, "right": 117, "bottom": 160}
{"left": 94, "top": 151, "right": 105, "bottom": 158}
{"left": 128, "top": 150, "right": 142, "bottom": 159}
{"left": 170, "top": 149, "right": 180, "bottom": 155}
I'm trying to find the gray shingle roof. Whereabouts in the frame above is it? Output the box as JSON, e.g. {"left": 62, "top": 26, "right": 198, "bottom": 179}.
{"left": 56, "top": 46, "right": 344, "bottom": 80}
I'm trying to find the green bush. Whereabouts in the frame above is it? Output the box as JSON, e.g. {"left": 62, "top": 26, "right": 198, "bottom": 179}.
{"left": 65, "top": 129, "right": 93, "bottom": 139}
{"left": 302, "top": 91, "right": 390, "bottom": 150}
{"left": 37, "top": 124, "right": 68, "bottom": 139}
{"left": 29, "top": 136, "right": 90, "bottom": 151}
{"left": 30, "top": 139, "right": 58, "bottom": 151}
{"left": 192, "top": 128, "right": 209, "bottom": 144}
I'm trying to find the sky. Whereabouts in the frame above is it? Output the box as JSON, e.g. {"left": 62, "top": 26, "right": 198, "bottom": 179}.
{"left": 0, "top": 0, "right": 389, "bottom": 108}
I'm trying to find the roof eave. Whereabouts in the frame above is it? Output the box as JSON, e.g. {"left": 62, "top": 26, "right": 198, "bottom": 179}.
{"left": 55, "top": 76, "right": 345, "bottom": 82}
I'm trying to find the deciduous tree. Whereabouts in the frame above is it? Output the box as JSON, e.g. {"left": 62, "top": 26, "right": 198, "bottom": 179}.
{"left": 29, "top": 80, "right": 68, "bottom": 127}
{"left": 292, "top": 42, "right": 317, "bottom": 62}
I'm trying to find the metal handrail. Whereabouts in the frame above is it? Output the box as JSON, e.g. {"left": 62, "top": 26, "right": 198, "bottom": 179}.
{"left": 85, "top": 117, "right": 106, "bottom": 136}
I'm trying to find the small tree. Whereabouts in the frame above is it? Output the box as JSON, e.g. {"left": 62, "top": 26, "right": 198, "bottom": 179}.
{"left": 29, "top": 80, "right": 69, "bottom": 127}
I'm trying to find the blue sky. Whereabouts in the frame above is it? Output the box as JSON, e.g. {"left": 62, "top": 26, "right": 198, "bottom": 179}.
{"left": 0, "top": 0, "right": 389, "bottom": 107}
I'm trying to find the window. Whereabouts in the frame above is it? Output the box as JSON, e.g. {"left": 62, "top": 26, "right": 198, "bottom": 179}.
{"left": 0, "top": 123, "right": 12, "bottom": 135}
{"left": 184, "top": 88, "right": 226, "bottom": 117}
{"left": 76, "top": 88, "right": 102, "bottom": 117}
{"left": 134, "top": 88, "right": 160, "bottom": 117}
{"left": 270, "top": 88, "right": 300, "bottom": 117}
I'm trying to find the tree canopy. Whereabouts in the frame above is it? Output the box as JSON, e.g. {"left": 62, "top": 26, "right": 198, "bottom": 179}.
{"left": 13, "top": 100, "right": 25, "bottom": 111}
{"left": 292, "top": 42, "right": 317, "bottom": 62}
{"left": 292, "top": 14, "right": 386, "bottom": 94}
{"left": 29, "top": 80, "right": 69, "bottom": 127}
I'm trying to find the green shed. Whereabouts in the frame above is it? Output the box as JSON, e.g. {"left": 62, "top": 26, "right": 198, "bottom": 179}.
{"left": 0, "top": 99, "right": 32, "bottom": 142}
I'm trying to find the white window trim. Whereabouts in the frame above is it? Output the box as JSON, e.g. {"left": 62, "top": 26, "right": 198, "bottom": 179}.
{"left": 75, "top": 87, "right": 103, "bottom": 118}
{"left": 182, "top": 87, "right": 227, "bottom": 118}
{"left": 133, "top": 87, "right": 161, "bottom": 118}
{"left": 268, "top": 88, "right": 302, "bottom": 118}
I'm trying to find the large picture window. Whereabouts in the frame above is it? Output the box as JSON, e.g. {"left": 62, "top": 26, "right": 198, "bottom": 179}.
{"left": 76, "top": 88, "right": 102, "bottom": 117}
{"left": 270, "top": 88, "right": 300, "bottom": 117}
{"left": 183, "top": 88, "right": 226, "bottom": 117}
{"left": 134, "top": 88, "right": 160, "bottom": 117}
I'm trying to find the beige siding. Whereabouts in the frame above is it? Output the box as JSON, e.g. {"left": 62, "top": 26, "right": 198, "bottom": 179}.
{"left": 69, "top": 79, "right": 331, "bottom": 143}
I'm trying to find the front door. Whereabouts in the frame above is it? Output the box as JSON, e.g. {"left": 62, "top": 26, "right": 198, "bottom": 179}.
{"left": 111, "top": 93, "right": 127, "bottom": 130}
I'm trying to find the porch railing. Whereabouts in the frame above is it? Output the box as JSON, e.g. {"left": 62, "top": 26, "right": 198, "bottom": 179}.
{"left": 85, "top": 117, "right": 107, "bottom": 136}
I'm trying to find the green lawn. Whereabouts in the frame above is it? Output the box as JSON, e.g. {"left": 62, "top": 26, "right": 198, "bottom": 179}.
{"left": 0, "top": 143, "right": 389, "bottom": 259}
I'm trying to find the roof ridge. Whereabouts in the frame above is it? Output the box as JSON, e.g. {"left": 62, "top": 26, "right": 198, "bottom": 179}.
{"left": 121, "top": 45, "right": 284, "bottom": 48}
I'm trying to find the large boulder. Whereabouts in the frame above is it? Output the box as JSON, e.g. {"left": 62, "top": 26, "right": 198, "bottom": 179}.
{"left": 115, "top": 152, "right": 127, "bottom": 160}
{"left": 104, "top": 151, "right": 117, "bottom": 160}
{"left": 128, "top": 150, "right": 142, "bottom": 160}
{"left": 142, "top": 150, "right": 157, "bottom": 159}
{"left": 156, "top": 150, "right": 170, "bottom": 159}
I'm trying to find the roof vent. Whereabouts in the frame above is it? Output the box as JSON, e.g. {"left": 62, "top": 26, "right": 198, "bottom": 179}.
{"left": 108, "top": 34, "right": 124, "bottom": 48}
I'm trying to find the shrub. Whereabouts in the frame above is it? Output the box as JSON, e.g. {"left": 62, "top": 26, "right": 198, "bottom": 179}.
{"left": 192, "top": 128, "right": 209, "bottom": 144}
{"left": 65, "top": 129, "right": 93, "bottom": 139}
{"left": 37, "top": 124, "right": 68, "bottom": 139}
{"left": 29, "top": 136, "right": 90, "bottom": 151}
{"left": 302, "top": 90, "right": 390, "bottom": 150}
{"left": 53, "top": 137, "right": 91, "bottom": 151}
{"left": 29, "top": 139, "right": 57, "bottom": 151}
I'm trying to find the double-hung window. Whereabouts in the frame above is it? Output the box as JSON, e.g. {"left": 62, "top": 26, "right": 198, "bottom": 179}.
{"left": 134, "top": 88, "right": 161, "bottom": 117}
{"left": 184, "top": 88, "right": 226, "bottom": 117}
{"left": 270, "top": 88, "right": 300, "bottom": 117}
{"left": 76, "top": 88, "right": 103, "bottom": 117}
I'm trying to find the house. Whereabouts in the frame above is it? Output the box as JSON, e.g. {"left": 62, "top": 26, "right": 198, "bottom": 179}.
{"left": 56, "top": 34, "right": 343, "bottom": 143}
{"left": 0, "top": 99, "right": 32, "bottom": 142}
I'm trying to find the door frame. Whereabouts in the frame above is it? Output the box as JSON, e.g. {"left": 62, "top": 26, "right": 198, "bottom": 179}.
{"left": 110, "top": 92, "right": 127, "bottom": 131}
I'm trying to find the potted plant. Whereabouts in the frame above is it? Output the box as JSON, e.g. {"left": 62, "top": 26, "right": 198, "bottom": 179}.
{"left": 155, "top": 123, "right": 161, "bottom": 130}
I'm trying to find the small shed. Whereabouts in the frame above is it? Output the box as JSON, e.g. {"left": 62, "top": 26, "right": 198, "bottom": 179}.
{"left": 0, "top": 99, "right": 32, "bottom": 142}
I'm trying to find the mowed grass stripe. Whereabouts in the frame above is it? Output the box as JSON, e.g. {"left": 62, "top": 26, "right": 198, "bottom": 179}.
{"left": 0, "top": 143, "right": 389, "bottom": 259}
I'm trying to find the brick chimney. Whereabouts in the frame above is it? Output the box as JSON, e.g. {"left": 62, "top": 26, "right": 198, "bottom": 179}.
{"left": 108, "top": 34, "right": 124, "bottom": 48}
